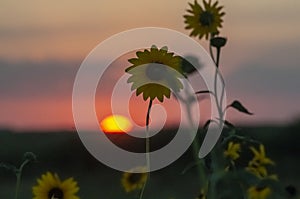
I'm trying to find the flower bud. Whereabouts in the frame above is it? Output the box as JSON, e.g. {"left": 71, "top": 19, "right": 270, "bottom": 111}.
{"left": 23, "top": 152, "right": 37, "bottom": 162}
{"left": 210, "top": 37, "right": 227, "bottom": 48}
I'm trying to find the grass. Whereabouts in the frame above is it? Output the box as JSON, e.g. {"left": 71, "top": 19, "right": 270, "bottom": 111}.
{"left": 0, "top": 122, "right": 299, "bottom": 198}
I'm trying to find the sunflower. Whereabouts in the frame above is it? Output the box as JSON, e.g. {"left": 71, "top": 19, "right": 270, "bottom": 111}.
{"left": 246, "top": 163, "right": 268, "bottom": 179}
{"left": 121, "top": 167, "right": 148, "bottom": 193}
{"left": 247, "top": 186, "right": 272, "bottom": 199}
{"left": 224, "top": 141, "right": 241, "bottom": 161}
{"left": 125, "top": 45, "right": 185, "bottom": 102}
{"left": 249, "top": 144, "right": 274, "bottom": 166}
{"left": 184, "top": 0, "right": 225, "bottom": 40}
{"left": 246, "top": 144, "right": 277, "bottom": 179}
{"left": 32, "top": 172, "right": 79, "bottom": 199}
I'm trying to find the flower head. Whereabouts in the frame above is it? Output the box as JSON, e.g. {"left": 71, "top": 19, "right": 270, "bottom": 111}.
{"left": 246, "top": 164, "right": 267, "bottom": 177}
{"left": 184, "top": 0, "right": 225, "bottom": 40}
{"left": 249, "top": 144, "right": 274, "bottom": 166}
{"left": 224, "top": 141, "right": 241, "bottom": 161}
{"left": 121, "top": 167, "right": 148, "bottom": 193}
{"left": 32, "top": 172, "right": 79, "bottom": 199}
{"left": 247, "top": 186, "right": 272, "bottom": 199}
{"left": 246, "top": 144, "right": 277, "bottom": 179}
{"left": 125, "top": 45, "right": 185, "bottom": 102}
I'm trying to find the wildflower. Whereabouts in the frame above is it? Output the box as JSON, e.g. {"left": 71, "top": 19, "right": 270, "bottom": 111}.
{"left": 247, "top": 185, "right": 271, "bottom": 199}
{"left": 224, "top": 141, "right": 241, "bottom": 161}
{"left": 121, "top": 167, "right": 148, "bottom": 193}
{"left": 125, "top": 45, "right": 185, "bottom": 102}
{"left": 184, "top": 0, "right": 225, "bottom": 40}
{"left": 246, "top": 163, "right": 268, "bottom": 179}
{"left": 32, "top": 172, "right": 79, "bottom": 199}
{"left": 246, "top": 144, "right": 277, "bottom": 179}
{"left": 249, "top": 144, "right": 274, "bottom": 166}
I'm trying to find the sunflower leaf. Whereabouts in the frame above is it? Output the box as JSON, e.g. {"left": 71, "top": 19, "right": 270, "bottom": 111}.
{"left": 224, "top": 120, "right": 235, "bottom": 128}
{"left": 0, "top": 162, "right": 17, "bottom": 173}
{"left": 203, "top": 119, "right": 212, "bottom": 130}
{"left": 195, "top": 90, "right": 212, "bottom": 94}
{"left": 227, "top": 100, "right": 253, "bottom": 115}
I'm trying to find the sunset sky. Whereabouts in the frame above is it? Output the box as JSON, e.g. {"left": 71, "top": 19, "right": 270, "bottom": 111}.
{"left": 1, "top": 0, "right": 300, "bottom": 131}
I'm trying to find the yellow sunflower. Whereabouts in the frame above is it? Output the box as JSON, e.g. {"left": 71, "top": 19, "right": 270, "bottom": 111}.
{"left": 184, "top": 0, "right": 225, "bottom": 40}
{"left": 121, "top": 167, "right": 148, "bottom": 193}
{"left": 247, "top": 186, "right": 272, "bottom": 199}
{"left": 246, "top": 144, "right": 277, "bottom": 179}
{"left": 249, "top": 144, "right": 274, "bottom": 166}
{"left": 125, "top": 45, "right": 185, "bottom": 102}
{"left": 32, "top": 172, "right": 79, "bottom": 199}
{"left": 224, "top": 141, "right": 241, "bottom": 161}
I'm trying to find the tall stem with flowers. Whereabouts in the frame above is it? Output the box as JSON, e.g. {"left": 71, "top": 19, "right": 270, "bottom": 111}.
{"left": 184, "top": 1, "right": 296, "bottom": 199}
{"left": 121, "top": 1, "right": 298, "bottom": 199}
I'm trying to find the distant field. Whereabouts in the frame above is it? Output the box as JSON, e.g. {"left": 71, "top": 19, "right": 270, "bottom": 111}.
{"left": 1, "top": 123, "right": 299, "bottom": 198}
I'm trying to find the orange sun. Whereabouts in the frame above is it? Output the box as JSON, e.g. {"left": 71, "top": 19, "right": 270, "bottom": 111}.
{"left": 100, "top": 115, "right": 133, "bottom": 133}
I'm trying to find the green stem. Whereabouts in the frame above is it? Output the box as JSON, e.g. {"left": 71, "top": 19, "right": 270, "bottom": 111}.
{"left": 210, "top": 34, "right": 226, "bottom": 113}
{"left": 211, "top": 40, "right": 225, "bottom": 120}
{"left": 209, "top": 34, "right": 216, "bottom": 64}
{"left": 215, "top": 47, "right": 221, "bottom": 68}
{"left": 14, "top": 171, "right": 21, "bottom": 199}
{"left": 145, "top": 99, "right": 152, "bottom": 169}
{"left": 209, "top": 44, "right": 216, "bottom": 64}
{"left": 215, "top": 46, "right": 227, "bottom": 110}
{"left": 139, "top": 99, "right": 153, "bottom": 199}
{"left": 185, "top": 104, "right": 207, "bottom": 185}
{"left": 139, "top": 174, "right": 147, "bottom": 199}
{"left": 213, "top": 57, "right": 223, "bottom": 121}
{"left": 209, "top": 36, "right": 226, "bottom": 199}
{"left": 208, "top": 148, "right": 218, "bottom": 199}
{"left": 146, "top": 99, "right": 152, "bottom": 131}
{"left": 14, "top": 159, "right": 29, "bottom": 199}
{"left": 220, "top": 79, "right": 226, "bottom": 111}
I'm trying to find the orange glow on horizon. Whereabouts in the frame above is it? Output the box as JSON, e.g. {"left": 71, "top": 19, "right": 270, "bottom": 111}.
{"left": 100, "top": 115, "right": 132, "bottom": 133}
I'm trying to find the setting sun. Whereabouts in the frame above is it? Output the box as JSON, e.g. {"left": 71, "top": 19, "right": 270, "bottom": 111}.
{"left": 100, "top": 115, "right": 133, "bottom": 133}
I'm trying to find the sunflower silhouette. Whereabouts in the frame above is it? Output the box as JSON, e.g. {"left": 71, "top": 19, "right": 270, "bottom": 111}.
{"left": 125, "top": 45, "right": 185, "bottom": 102}
{"left": 184, "top": 0, "right": 225, "bottom": 40}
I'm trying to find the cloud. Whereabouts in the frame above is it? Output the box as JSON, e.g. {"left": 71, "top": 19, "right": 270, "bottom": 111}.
{"left": 0, "top": 59, "right": 80, "bottom": 99}
{"left": 224, "top": 43, "right": 300, "bottom": 124}
{"left": 0, "top": 58, "right": 127, "bottom": 130}
{"left": 226, "top": 43, "right": 300, "bottom": 98}
{"left": 0, "top": 56, "right": 132, "bottom": 100}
